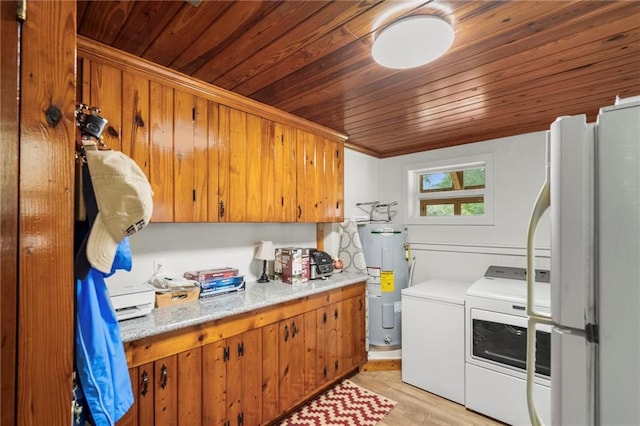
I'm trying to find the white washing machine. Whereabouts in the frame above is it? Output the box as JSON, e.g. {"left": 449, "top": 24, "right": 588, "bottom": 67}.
{"left": 401, "top": 279, "right": 472, "bottom": 404}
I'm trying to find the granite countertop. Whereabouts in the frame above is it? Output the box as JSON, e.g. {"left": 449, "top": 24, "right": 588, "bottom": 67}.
{"left": 118, "top": 271, "right": 368, "bottom": 343}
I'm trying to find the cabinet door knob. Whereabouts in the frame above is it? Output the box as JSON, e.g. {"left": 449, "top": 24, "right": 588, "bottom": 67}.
{"left": 160, "top": 364, "right": 168, "bottom": 389}
{"left": 284, "top": 324, "right": 289, "bottom": 342}
{"left": 141, "top": 370, "right": 149, "bottom": 396}
{"left": 291, "top": 321, "right": 298, "bottom": 338}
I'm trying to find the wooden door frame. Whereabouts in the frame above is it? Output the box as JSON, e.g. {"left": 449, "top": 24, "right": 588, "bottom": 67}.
{"left": 3, "top": 1, "right": 76, "bottom": 424}
{"left": 1, "top": 1, "right": 20, "bottom": 424}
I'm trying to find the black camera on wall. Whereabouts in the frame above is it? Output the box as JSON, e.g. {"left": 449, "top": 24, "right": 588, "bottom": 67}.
{"left": 75, "top": 104, "right": 108, "bottom": 139}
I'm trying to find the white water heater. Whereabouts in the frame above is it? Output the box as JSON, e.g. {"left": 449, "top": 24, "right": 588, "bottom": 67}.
{"left": 358, "top": 224, "right": 408, "bottom": 350}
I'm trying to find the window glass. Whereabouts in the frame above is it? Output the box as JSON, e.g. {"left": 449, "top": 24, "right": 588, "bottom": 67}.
{"left": 404, "top": 154, "right": 494, "bottom": 225}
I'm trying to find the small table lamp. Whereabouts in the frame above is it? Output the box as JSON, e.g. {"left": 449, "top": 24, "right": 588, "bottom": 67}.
{"left": 255, "top": 240, "right": 275, "bottom": 283}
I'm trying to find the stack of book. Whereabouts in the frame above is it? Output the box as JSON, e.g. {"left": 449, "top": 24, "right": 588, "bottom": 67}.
{"left": 183, "top": 267, "right": 245, "bottom": 298}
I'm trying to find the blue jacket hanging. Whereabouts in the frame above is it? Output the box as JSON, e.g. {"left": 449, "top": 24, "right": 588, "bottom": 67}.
{"left": 75, "top": 237, "right": 134, "bottom": 425}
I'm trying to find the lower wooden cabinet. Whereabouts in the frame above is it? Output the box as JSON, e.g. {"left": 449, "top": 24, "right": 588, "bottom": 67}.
{"left": 117, "top": 282, "right": 366, "bottom": 426}
{"left": 117, "top": 350, "right": 202, "bottom": 426}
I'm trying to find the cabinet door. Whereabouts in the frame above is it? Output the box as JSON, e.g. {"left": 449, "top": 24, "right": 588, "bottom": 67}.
{"left": 295, "top": 130, "right": 316, "bottom": 222}
{"left": 279, "top": 314, "right": 306, "bottom": 411}
{"left": 153, "top": 355, "right": 178, "bottom": 426}
{"left": 226, "top": 107, "right": 248, "bottom": 222}
{"left": 228, "top": 108, "right": 248, "bottom": 222}
{"left": 245, "top": 113, "right": 263, "bottom": 222}
{"left": 203, "top": 331, "right": 263, "bottom": 426}
{"left": 174, "top": 90, "right": 208, "bottom": 222}
{"left": 149, "top": 81, "right": 175, "bottom": 222}
{"left": 262, "top": 324, "right": 280, "bottom": 421}
{"left": 239, "top": 328, "right": 263, "bottom": 425}
{"left": 274, "top": 124, "right": 297, "bottom": 222}
{"left": 202, "top": 340, "right": 227, "bottom": 426}
{"left": 313, "top": 136, "right": 327, "bottom": 222}
{"left": 323, "top": 138, "right": 344, "bottom": 222}
{"left": 316, "top": 303, "right": 340, "bottom": 387}
{"left": 334, "top": 142, "right": 344, "bottom": 221}
{"left": 340, "top": 295, "right": 366, "bottom": 373}
{"left": 116, "top": 367, "right": 139, "bottom": 426}
{"left": 352, "top": 294, "right": 367, "bottom": 368}
{"left": 207, "top": 102, "right": 221, "bottom": 222}
{"left": 177, "top": 348, "right": 203, "bottom": 426}
{"left": 303, "top": 310, "right": 317, "bottom": 395}
{"left": 217, "top": 105, "right": 231, "bottom": 223}
{"left": 260, "top": 118, "right": 277, "bottom": 222}
{"left": 137, "top": 362, "right": 155, "bottom": 426}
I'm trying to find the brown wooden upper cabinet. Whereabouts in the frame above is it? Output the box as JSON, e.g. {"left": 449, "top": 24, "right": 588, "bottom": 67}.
{"left": 77, "top": 40, "right": 345, "bottom": 224}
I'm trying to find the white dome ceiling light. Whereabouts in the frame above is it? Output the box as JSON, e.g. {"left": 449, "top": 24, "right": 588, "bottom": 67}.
{"left": 372, "top": 15, "right": 455, "bottom": 69}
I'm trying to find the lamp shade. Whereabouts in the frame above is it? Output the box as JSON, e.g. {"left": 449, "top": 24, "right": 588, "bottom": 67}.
{"left": 372, "top": 15, "right": 454, "bottom": 69}
{"left": 255, "top": 240, "right": 275, "bottom": 261}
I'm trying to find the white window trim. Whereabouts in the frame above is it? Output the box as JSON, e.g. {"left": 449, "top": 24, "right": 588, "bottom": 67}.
{"left": 403, "top": 153, "right": 494, "bottom": 225}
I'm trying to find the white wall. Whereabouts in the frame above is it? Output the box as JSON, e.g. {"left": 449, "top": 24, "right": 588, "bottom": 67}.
{"left": 377, "top": 131, "right": 551, "bottom": 284}
{"left": 106, "top": 223, "right": 316, "bottom": 288}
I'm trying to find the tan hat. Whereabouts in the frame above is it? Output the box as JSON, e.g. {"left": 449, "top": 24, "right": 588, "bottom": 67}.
{"left": 84, "top": 144, "right": 153, "bottom": 273}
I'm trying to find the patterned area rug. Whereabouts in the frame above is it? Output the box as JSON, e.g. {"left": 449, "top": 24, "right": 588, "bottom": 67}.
{"left": 279, "top": 380, "right": 397, "bottom": 426}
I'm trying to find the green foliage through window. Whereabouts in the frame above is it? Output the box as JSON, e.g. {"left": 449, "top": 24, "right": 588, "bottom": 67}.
{"left": 419, "top": 166, "right": 485, "bottom": 217}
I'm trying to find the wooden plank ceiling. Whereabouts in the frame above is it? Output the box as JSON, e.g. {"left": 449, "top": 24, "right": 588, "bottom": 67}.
{"left": 77, "top": 0, "right": 640, "bottom": 158}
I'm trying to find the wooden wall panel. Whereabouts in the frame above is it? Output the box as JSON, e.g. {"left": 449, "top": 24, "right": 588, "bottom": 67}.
{"left": 17, "top": 1, "right": 76, "bottom": 424}
{"left": 0, "top": 2, "right": 19, "bottom": 424}
{"left": 90, "top": 61, "right": 123, "bottom": 151}
{"left": 121, "top": 72, "right": 150, "bottom": 176}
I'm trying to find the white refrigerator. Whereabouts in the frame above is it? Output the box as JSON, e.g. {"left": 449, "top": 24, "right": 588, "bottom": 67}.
{"left": 526, "top": 96, "right": 640, "bottom": 426}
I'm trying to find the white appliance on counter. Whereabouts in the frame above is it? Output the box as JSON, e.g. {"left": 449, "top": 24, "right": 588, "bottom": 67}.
{"left": 465, "top": 266, "right": 551, "bottom": 425}
{"left": 402, "top": 279, "right": 471, "bottom": 405}
{"left": 526, "top": 96, "right": 640, "bottom": 425}
{"left": 108, "top": 281, "right": 155, "bottom": 321}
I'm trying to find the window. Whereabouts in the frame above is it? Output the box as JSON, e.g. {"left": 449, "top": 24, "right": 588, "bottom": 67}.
{"left": 419, "top": 168, "right": 485, "bottom": 217}
{"left": 405, "top": 154, "right": 494, "bottom": 225}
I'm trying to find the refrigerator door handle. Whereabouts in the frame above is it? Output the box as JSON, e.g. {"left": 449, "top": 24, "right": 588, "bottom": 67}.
{"left": 526, "top": 137, "right": 553, "bottom": 426}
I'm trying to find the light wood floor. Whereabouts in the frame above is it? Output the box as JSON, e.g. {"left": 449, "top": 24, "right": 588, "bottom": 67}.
{"left": 349, "top": 370, "right": 505, "bottom": 426}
